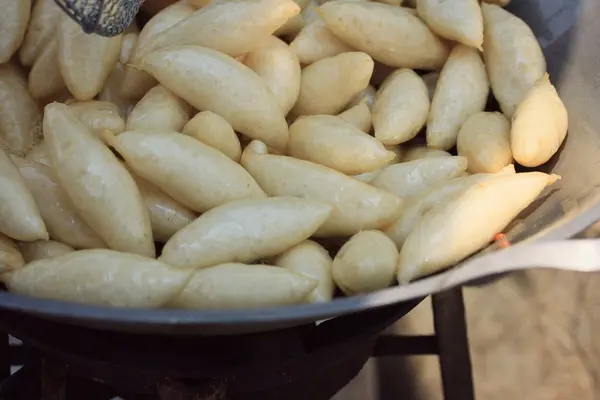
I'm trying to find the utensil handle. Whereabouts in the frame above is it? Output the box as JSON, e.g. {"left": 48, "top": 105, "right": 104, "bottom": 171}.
{"left": 442, "top": 239, "right": 600, "bottom": 287}
{"left": 392, "top": 239, "right": 600, "bottom": 302}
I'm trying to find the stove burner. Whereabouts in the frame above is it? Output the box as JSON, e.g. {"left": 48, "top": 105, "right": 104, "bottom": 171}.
{"left": 0, "top": 289, "right": 474, "bottom": 400}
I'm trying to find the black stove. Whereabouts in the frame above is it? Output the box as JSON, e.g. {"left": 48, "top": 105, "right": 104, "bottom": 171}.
{"left": 0, "top": 289, "right": 473, "bottom": 400}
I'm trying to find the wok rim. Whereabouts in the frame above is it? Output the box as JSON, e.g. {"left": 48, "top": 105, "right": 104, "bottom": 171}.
{"left": 2, "top": 195, "right": 599, "bottom": 329}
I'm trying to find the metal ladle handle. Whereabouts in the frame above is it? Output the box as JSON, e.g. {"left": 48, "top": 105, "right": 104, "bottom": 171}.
{"left": 53, "top": 0, "right": 143, "bottom": 37}
{"left": 439, "top": 239, "right": 600, "bottom": 286}
{"left": 384, "top": 239, "right": 600, "bottom": 304}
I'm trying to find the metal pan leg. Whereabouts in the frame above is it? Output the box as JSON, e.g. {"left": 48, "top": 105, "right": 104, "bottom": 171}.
{"left": 432, "top": 288, "right": 475, "bottom": 400}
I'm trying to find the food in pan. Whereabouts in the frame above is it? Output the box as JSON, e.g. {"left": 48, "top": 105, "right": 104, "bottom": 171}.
{"left": 0, "top": 0, "right": 566, "bottom": 310}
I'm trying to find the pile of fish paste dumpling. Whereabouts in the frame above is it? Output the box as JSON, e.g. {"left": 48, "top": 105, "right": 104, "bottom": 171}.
{"left": 0, "top": 0, "right": 565, "bottom": 310}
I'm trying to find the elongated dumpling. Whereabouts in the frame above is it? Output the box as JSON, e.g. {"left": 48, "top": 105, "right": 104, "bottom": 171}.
{"left": 244, "top": 40, "right": 301, "bottom": 115}
{"left": 385, "top": 165, "right": 516, "bottom": 249}
{"left": 417, "top": 0, "right": 483, "bottom": 49}
{"left": 143, "top": 0, "right": 300, "bottom": 58}
{"left": 482, "top": 3, "right": 546, "bottom": 117}
{"left": 421, "top": 72, "right": 440, "bottom": 100}
{"left": 161, "top": 197, "right": 331, "bottom": 269}
{"left": 5, "top": 250, "right": 192, "bottom": 308}
{"left": 104, "top": 130, "right": 266, "bottom": 212}
{"left": 139, "top": 46, "right": 289, "bottom": 151}
{"left": 0, "top": 150, "right": 47, "bottom": 242}
{"left": 373, "top": 69, "right": 430, "bottom": 145}
{"left": 0, "top": 65, "right": 42, "bottom": 156}
{"left": 275, "top": 0, "right": 319, "bottom": 37}
{"left": 0, "top": 234, "right": 24, "bottom": 273}
{"left": 0, "top": 0, "right": 30, "bottom": 64}
{"left": 511, "top": 74, "right": 568, "bottom": 168}
{"left": 98, "top": 63, "right": 136, "bottom": 117}
{"left": 69, "top": 101, "right": 125, "bottom": 140}
{"left": 241, "top": 141, "right": 403, "bottom": 237}
{"left": 397, "top": 172, "right": 560, "bottom": 283}
{"left": 56, "top": 15, "right": 122, "bottom": 100}
{"left": 120, "top": 24, "right": 139, "bottom": 64}
{"left": 292, "top": 52, "right": 374, "bottom": 116}
{"left": 182, "top": 111, "right": 242, "bottom": 162}
{"left": 332, "top": 230, "right": 398, "bottom": 294}
{"left": 19, "top": 240, "right": 74, "bottom": 262}
{"left": 372, "top": 156, "right": 468, "bottom": 198}
{"left": 427, "top": 45, "right": 489, "bottom": 150}
{"left": 170, "top": 263, "right": 316, "bottom": 310}
{"left": 319, "top": 1, "right": 449, "bottom": 69}
{"left": 124, "top": 167, "right": 196, "bottom": 243}
{"left": 275, "top": 240, "right": 334, "bottom": 303}
{"left": 350, "top": 144, "right": 402, "bottom": 183}
{"left": 457, "top": 112, "right": 512, "bottom": 173}
{"left": 289, "top": 115, "right": 395, "bottom": 174}
{"left": 20, "top": 0, "right": 61, "bottom": 66}
{"left": 388, "top": 145, "right": 406, "bottom": 164}
{"left": 402, "top": 146, "right": 451, "bottom": 162}
{"left": 337, "top": 102, "right": 372, "bottom": 133}
{"left": 126, "top": 84, "right": 190, "bottom": 132}
{"left": 43, "top": 103, "right": 154, "bottom": 257}
{"left": 12, "top": 157, "right": 106, "bottom": 249}
{"left": 347, "top": 85, "right": 376, "bottom": 110}
{"left": 352, "top": 168, "right": 384, "bottom": 183}
{"left": 28, "top": 38, "right": 66, "bottom": 100}
{"left": 290, "top": 20, "right": 354, "bottom": 65}
{"left": 121, "top": 1, "right": 195, "bottom": 100}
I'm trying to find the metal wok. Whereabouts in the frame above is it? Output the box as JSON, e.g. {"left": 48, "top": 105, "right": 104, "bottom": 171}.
{"left": 1, "top": 0, "right": 599, "bottom": 335}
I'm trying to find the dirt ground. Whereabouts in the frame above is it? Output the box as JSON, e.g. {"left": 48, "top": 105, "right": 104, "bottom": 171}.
{"left": 335, "top": 268, "right": 600, "bottom": 400}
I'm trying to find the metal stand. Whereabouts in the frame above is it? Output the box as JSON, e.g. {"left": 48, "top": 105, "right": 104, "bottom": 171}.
{"left": 0, "top": 289, "right": 475, "bottom": 400}
{"left": 374, "top": 288, "right": 475, "bottom": 400}
{"left": 432, "top": 288, "right": 475, "bottom": 400}
{"left": 0, "top": 333, "right": 8, "bottom": 383}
